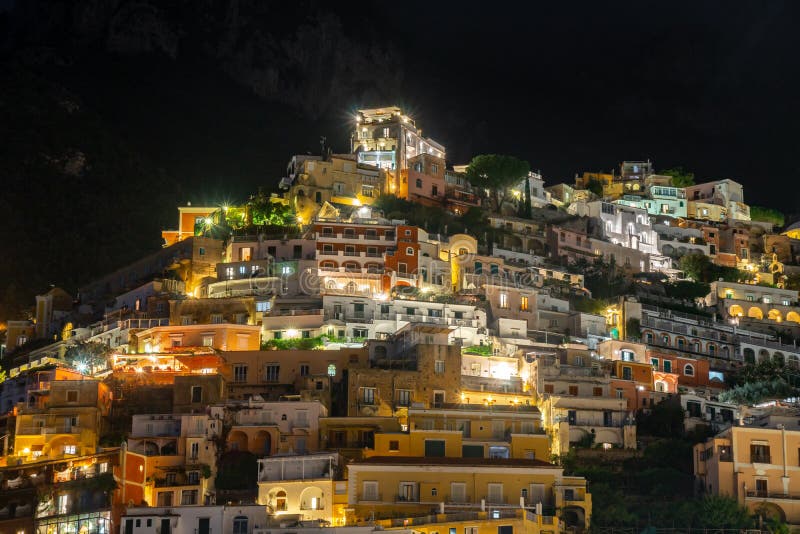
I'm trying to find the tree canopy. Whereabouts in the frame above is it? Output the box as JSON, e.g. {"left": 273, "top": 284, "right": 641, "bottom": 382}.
{"left": 660, "top": 167, "right": 695, "bottom": 187}
{"left": 465, "top": 154, "right": 530, "bottom": 210}
{"left": 750, "top": 205, "right": 785, "bottom": 227}
{"left": 678, "top": 253, "right": 750, "bottom": 284}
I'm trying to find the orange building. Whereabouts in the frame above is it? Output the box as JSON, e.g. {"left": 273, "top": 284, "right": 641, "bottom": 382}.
{"left": 400, "top": 154, "right": 447, "bottom": 207}
{"left": 383, "top": 225, "right": 421, "bottom": 289}
{"left": 609, "top": 360, "right": 654, "bottom": 411}
{"left": 647, "top": 350, "right": 713, "bottom": 389}
{"left": 161, "top": 205, "right": 217, "bottom": 247}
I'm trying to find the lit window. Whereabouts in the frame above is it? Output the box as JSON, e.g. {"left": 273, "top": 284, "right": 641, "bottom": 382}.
{"left": 499, "top": 293, "right": 508, "bottom": 309}
{"left": 327, "top": 364, "right": 336, "bottom": 377}
{"left": 64, "top": 445, "right": 77, "bottom": 455}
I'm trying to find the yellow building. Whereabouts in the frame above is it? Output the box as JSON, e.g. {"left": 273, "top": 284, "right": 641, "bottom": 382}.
{"left": 347, "top": 456, "right": 590, "bottom": 532}
{"left": 382, "top": 509, "right": 561, "bottom": 534}
{"left": 376, "top": 404, "right": 549, "bottom": 462}
{"left": 694, "top": 415, "right": 800, "bottom": 526}
{"left": 688, "top": 200, "right": 727, "bottom": 222}
{"left": 13, "top": 379, "right": 111, "bottom": 464}
{"left": 285, "top": 154, "right": 387, "bottom": 223}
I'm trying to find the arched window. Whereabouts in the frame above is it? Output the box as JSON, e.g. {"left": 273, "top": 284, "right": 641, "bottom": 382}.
{"left": 708, "top": 344, "right": 716, "bottom": 356}
{"left": 684, "top": 364, "right": 695, "bottom": 377}
{"left": 327, "top": 364, "right": 336, "bottom": 377}
{"left": 416, "top": 178, "right": 423, "bottom": 188}
{"left": 677, "top": 338, "right": 685, "bottom": 349}
{"left": 276, "top": 490, "right": 287, "bottom": 511}
{"left": 406, "top": 247, "right": 414, "bottom": 255}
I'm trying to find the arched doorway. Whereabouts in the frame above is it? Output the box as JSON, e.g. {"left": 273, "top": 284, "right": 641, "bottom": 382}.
{"left": 254, "top": 431, "right": 272, "bottom": 456}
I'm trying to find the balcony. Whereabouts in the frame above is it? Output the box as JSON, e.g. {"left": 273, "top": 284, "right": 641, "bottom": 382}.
{"left": 154, "top": 477, "right": 201, "bottom": 488}
{"left": 322, "top": 287, "right": 375, "bottom": 298}
{"left": 17, "top": 425, "right": 81, "bottom": 436}
{"left": 317, "top": 233, "right": 394, "bottom": 243}
{"left": 396, "top": 314, "right": 478, "bottom": 328}
{"left": 567, "top": 419, "right": 628, "bottom": 428}
{"left": 319, "top": 266, "right": 384, "bottom": 276}
{"left": 461, "top": 375, "right": 525, "bottom": 394}
{"left": 266, "top": 309, "right": 323, "bottom": 317}
{"left": 746, "top": 491, "right": 800, "bottom": 501}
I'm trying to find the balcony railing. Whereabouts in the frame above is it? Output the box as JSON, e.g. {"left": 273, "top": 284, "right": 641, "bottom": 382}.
{"left": 396, "top": 314, "right": 478, "bottom": 327}
{"left": 317, "top": 233, "right": 394, "bottom": 242}
{"left": 17, "top": 425, "right": 81, "bottom": 436}
{"left": 266, "top": 309, "right": 323, "bottom": 317}
{"left": 746, "top": 491, "right": 800, "bottom": 501}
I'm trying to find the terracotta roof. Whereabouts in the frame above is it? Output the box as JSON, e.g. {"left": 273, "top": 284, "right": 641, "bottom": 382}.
{"left": 351, "top": 456, "right": 558, "bottom": 468}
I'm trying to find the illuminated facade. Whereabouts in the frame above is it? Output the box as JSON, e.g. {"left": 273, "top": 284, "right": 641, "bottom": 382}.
{"left": 694, "top": 415, "right": 800, "bottom": 526}
{"left": 283, "top": 154, "right": 387, "bottom": 223}
{"left": 347, "top": 456, "right": 590, "bottom": 532}
{"left": 161, "top": 205, "right": 218, "bottom": 247}
{"left": 351, "top": 107, "right": 445, "bottom": 171}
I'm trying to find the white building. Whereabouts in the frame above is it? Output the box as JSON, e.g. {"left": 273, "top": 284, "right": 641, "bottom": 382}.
{"left": 121, "top": 504, "right": 267, "bottom": 534}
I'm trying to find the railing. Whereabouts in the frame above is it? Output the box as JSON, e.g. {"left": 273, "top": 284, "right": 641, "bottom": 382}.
{"left": 317, "top": 233, "right": 394, "bottom": 242}
{"left": 322, "top": 288, "right": 374, "bottom": 297}
{"left": 154, "top": 478, "right": 200, "bottom": 488}
{"left": 266, "top": 309, "right": 323, "bottom": 317}
{"left": 746, "top": 490, "right": 800, "bottom": 501}
{"left": 319, "top": 266, "right": 384, "bottom": 275}
{"left": 396, "top": 314, "right": 479, "bottom": 327}
{"left": 414, "top": 402, "right": 539, "bottom": 413}
{"left": 17, "top": 425, "right": 81, "bottom": 436}
{"left": 569, "top": 419, "right": 627, "bottom": 428}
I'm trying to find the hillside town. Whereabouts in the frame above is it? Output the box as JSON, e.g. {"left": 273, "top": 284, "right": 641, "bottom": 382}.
{"left": 3, "top": 106, "right": 800, "bottom": 534}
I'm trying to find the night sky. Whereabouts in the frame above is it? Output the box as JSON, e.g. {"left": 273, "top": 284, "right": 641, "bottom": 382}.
{"left": 332, "top": 1, "right": 800, "bottom": 212}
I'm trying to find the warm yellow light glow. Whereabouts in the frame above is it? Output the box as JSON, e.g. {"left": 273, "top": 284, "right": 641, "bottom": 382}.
{"left": 204, "top": 217, "right": 212, "bottom": 225}
{"left": 22, "top": 448, "right": 30, "bottom": 455}
{"left": 286, "top": 329, "right": 299, "bottom": 339}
